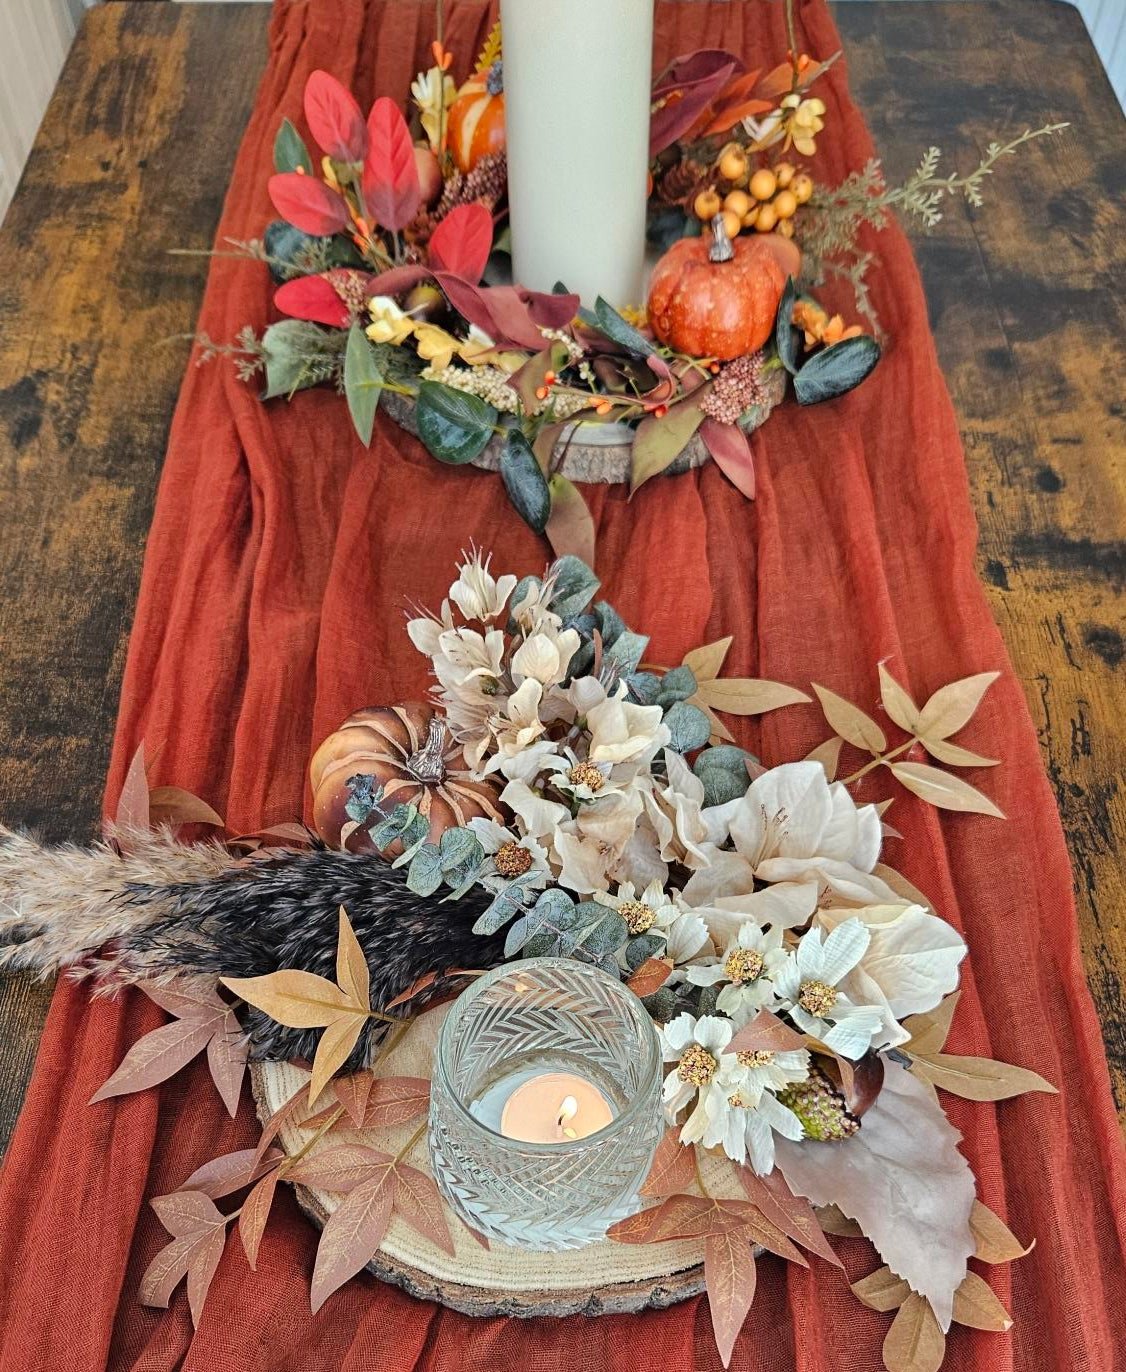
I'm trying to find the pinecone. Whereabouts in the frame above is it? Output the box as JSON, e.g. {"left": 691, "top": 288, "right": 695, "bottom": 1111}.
{"left": 777, "top": 1064, "right": 861, "bottom": 1142}
{"left": 436, "top": 151, "right": 508, "bottom": 220}
{"left": 656, "top": 156, "right": 710, "bottom": 209}
{"left": 699, "top": 351, "right": 768, "bottom": 424}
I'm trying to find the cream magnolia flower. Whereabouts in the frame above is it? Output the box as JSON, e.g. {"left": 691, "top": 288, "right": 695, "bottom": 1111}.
{"left": 432, "top": 626, "right": 505, "bottom": 691}
{"left": 687, "top": 922, "right": 788, "bottom": 1024}
{"left": 466, "top": 818, "right": 551, "bottom": 892}
{"left": 486, "top": 679, "right": 546, "bottom": 763}
{"left": 772, "top": 919, "right": 896, "bottom": 1059}
{"left": 500, "top": 778, "right": 570, "bottom": 844}
{"left": 701, "top": 1071, "right": 805, "bottom": 1171}
{"left": 659, "top": 1013, "right": 734, "bottom": 1145}
{"left": 448, "top": 550, "right": 517, "bottom": 622}
{"left": 643, "top": 750, "right": 714, "bottom": 868}
{"left": 729, "top": 761, "right": 882, "bottom": 870}
{"left": 411, "top": 65, "right": 456, "bottom": 153}
{"left": 568, "top": 675, "right": 609, "bottom": 715}
{"left": 553, "top": 789, "right": 645, "bottom": 894}
{"left": 586, "top": 689, "right": 669, "bottom": 767}
{"left": 366, "top": 295, "right": 415, "bottom": 346}
{"left": 511, "top": 628, "right": 580, "bottom": 687}
{"left": 405, "top": 598, "right": 454, "bottom": 656}
{"left": 509, "top": 576, "right": 564, "bottom": 635}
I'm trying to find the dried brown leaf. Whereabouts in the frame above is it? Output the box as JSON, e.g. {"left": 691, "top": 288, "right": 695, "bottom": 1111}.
{"left": 148, "top": 786, "right": 224, "bottom": 828}
{"left": 626, "top": 956, "right": 674, "bottom": 998}
{"left": 385, "top": 971, "right": 439, "bottom": 1010}
{"left": 90, "top": 1017, "right": 214, "bottom": 1103}
{"left": 206, "top": 1011, "right": 248, "bottom": 1117}
{"left": 882, "top": 1293, "right": 946, "bottom": 1372}
{"left": 287, "top": 1144, "right": 392, "bottom": 1193}
{"left": 695, "top": 678, "right": 811, "bottom": 716}
{"left": 871, "top": 864, "right": 937, "bottom": 912}
{"left": 394, "top": 1162, "right": 455, "bottom": 1256}
{"left": 682, "top": 637, "right": 733, "bottom": 682}
{"left": 545, "top": 474, "right": 597, "bottom": 570}
{"left": 888, "top": 761, "right": 1005, "bottom": 819}
{"left": 901, "top": 993, "right": 961, "bottom": 1056}
{"left": 920, "top": 738, "right": 999, "bottom": 769}
{"left": 141, "top": 980, "right": 227, "bottom": 1020}
{"left": 728, "top": 1009, "right": 807, "bottom": 1057}
{"left": 641, "top": 1128, "right": 697, "bottom": 1198}
{"left": 812, "top": 684, "right": 887, "bottom": 753}
{"left": 308, "top": 1011, "right": 368, "bottom": 1107}
{"left": 705, "top": 1228, "right": 758, "bottom": 1368}
{"left": 220, "top": 970, "right": 356, "bottom": 1029}
{"left": 909, "top": 1052, "right": 1056, "bottom": 1102}
{"left": 239, "top": 1170, "right": 280, "bottom": 1270}
{"left": 310, "top": 1167, "right": 396, "bottom": 1312}
{"left": 334, "top": 1072, "right": 375, "bottom": 1126}
{"left": 804, "top": 736, "right": 843, "bottom": 781}
{"left": 951, "top": 1270, "right": 1013, "bottom": 1331}
{"left": 917, "top": 672, "right": 999, "bottom": 741}
{"left": 878, "top": 665, "right": 921, "bottom": 735}
{"left": 116, "top": 740, "right": 150, "bottom": 831}
{"left": 697, "top": 700, "right": 737, "bottom": 743}
{"left": 335, "top": 906, "right": 370, "bottom": 1010}
{"left": 969, "top": 1200, "right": 1033, "bottom": 1264}
{"left": 738, "top": 1170, "right": 843, "bottom": 1269}
{"left": 186, "top": 1224, "right": 227, "bottom": 1326}
{"left": 815, "top": 1204, "right": 863, "bottom": 1237}
{"left": 361, "top": 1076, "right": 432, "bottom": 1129}
{"left": 851, "top": 1264, "right": 912, "bottom": 1312}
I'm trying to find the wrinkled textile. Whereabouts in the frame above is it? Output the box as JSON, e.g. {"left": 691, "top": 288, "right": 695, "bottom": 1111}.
{"left": 0, "top": 3, "right": 1123, "bottom": 1369}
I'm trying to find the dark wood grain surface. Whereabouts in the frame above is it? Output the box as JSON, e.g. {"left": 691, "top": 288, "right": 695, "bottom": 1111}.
{"left": 0, "top": 0, "right": 1122, "bottom": 1154}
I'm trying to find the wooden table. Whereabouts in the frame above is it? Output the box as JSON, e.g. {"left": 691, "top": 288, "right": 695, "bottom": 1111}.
{"left": 0, "top": 0, "right": 1122, "bottom": 1152}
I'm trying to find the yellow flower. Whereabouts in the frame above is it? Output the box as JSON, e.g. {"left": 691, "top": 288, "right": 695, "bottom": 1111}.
{"left": 414, "top": 322, "right": 461, "bottom": 371}
{"left": 366, "top": 295, "right": 415, "bottom": 347}
{"left": 411, "top": 65, "right": 457, "bottom": 154}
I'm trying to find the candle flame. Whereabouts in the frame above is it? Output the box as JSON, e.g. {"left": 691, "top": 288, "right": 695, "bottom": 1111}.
{"left": 557, "top": 1095, "right": 579, "bottom": 1124}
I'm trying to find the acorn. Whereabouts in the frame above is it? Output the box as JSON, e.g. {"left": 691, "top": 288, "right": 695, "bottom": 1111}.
{"left": 404, "top": 283, "right": 447, "bottom": 324}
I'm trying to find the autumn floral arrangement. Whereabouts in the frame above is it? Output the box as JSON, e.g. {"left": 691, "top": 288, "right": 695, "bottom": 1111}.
{"left": 0, "top": 550, "right": 1054, "bottom": 1370}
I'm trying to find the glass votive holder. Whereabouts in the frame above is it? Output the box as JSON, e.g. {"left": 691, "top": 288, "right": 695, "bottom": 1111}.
{"left": 428, "top": 957, "right": 663, "bottom": 1250}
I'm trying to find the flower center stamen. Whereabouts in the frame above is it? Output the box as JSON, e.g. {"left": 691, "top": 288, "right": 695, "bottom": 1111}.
{"left": 677, "top": 1043, "right": 718, "bottom": 1086}
{"left": 619, "top": 899, "right": 656, "bottom": 934}
{"left": 798, "top": 979, "right": 838, "bottom": 1017}
{"left": 736, "top": 1049, "right": 776, "bottom": 1069}
{"left": 725, "top": 948, "right": 765, "bottom": 984}
{"left": 567, "top": 761, "right": 605, "bottom": 792}
{"left": 494, "top": 842, "right": 533, "bottom": 878}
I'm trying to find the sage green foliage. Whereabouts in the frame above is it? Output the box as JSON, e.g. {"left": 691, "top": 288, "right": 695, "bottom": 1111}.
{"left": 274, "top": 118, "right": 313, "bottom": 175}
{"left": 415, "top": 381, "right": 497, "bottom": 464}
{"left": 259, "top": 319, "right": 346, "bottom": 399}
{"left": 344, "top": 322, "right": 383, "bottom": 445}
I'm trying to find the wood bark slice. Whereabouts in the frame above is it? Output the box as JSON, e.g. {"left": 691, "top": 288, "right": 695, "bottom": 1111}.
{"left": 383, "top": 367, "right": 785, "bottom": 483}
{"left": 250, "top": 1004, "right": 720, "bottom": 1317}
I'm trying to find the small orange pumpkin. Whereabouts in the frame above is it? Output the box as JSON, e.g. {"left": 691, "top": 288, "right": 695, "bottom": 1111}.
{"left": 309, "top": 703, "right": 505, "bottom": 855}
{"left": 647, "top": 220, "right": 786, "bottom": 360}
{"left": 448, "top": 61, "right": 506, "bottom": 174}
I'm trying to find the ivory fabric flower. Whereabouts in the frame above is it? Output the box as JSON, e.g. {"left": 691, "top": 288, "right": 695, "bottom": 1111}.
{"left": 511, "top": 628, "right": 580, "bottom": 688}
{"left": 431, "top": 626, "right": 505, "bottom": 691}
{"left": 448, "top": 550, "right": 517, "bottom": 622}
{"left": 542, "top": 748, "right": 619, "bottom": 804}
{"left": 659, "top": 1013, "right": 734, "bottom": 1143}
{"left": 687, "top": 922, "right": 788, "bottom": 1024}
{"left": 405, "top": 597, "right": 454, "bottom": 656}
{"left": 593, "top": 878, "right": 710, "bottom": 967}
{"left": 701, "top": 1069, "right": 806, "bottom": 1172}
{"left": 466, "top": 818, "right": 551, "bottom": 892}
{"left": 772, "top": 919, "right": 895, "bottom": 1058}
{"left": 366, "top": 296, "right": 415, "bottom": 346}
{"left": 552, "top": 789, "right": 647, "bottom": 894}
{"left": 500, "top": 778, "right": 570, "bottom": 844}
{"left": 485, "top": 679, "right": 546, "bottom": 767}
{"left": 642, "top": 750, "right": 713, "bottom": 868}
{"left": 586, "top": 689, "right": 669, "bottom": 768}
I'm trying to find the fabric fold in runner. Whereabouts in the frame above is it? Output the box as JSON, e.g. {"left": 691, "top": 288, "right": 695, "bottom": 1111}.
{"left": 0, "top": 2, "right": 1123, "bottom": 1369}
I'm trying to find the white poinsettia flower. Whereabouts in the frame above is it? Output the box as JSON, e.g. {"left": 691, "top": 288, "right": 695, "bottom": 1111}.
{"left": 500, "top": 778, "right": 570, "bottom": 843}
{"left": 586, "top": 689, "right": 670, "bottom": 767}
{"left": 567, "top": 674, "right": 609, "bottom": 716}
{"left": 772, "top": 919, "right": 896, "bottom": 1059}
{"left": 405, "top": 597, "right": 455, "bottom": 657}
{"left": 448, "top": 550, "right": 518, "bottom": 622}
{"left": 659, "top": 1014, "right": 734, "bottom": 1143}
{"left": 466, "top": 817, "right": 551, "bottom": 891}
{"left": 815, "top": 903, "right": 967, "bottom": 1021}
{"left": 729, "top": 761, "right": 883, "bottom": 871}
{"left": 678, "top": 868, "right": 820, "bottom": 947}
{"left": 511, "top": 627, "right": 581, "bottom": 688}
{"left": 687, "top": 922, "right": 788, "bottom": 1024}
{"left": 700, "top": 1078, "right": 805, "bottom": 1172}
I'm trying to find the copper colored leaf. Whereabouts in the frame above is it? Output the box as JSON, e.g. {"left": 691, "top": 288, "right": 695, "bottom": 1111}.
{"left": 909, "top": 1052, "right": 1056, "bottom": 1102}
{"left": 811, "top": 684, "right": 887, "bottom": 753}
{"left": 889, "top": 761, "right": 1005, "bottom": 818}
{"left": 920, "top": 738, "right": 999, "bottom": 769}
{"left": 630, "top": 401, "right": 704, "bottom": 493}
{"left": 969, "top": 1201, "right": 1033, "bottom": 1263}
{"left": 239, "top": 1171, "right": 280, "bottom": 1270}
{"left": 287, "top": 1143, "right": 392, "bottom": 1192}
{"left": 148, "top": 786, "right": 224, "bottom": 828}
{"left": 394, "top": 1163, "right": 455, "bottom": 1256}
{"left": 901, "top": 993, "right": 961, "bottom": 1056}
{"left": 738, "top": 1170, "right": 843, "bottom": 1269}
{"left": 882, "top": 1293, "right": 946, "bottom": 1372}
{"left": 700, "top": 417, "right": 756, "bottom": 498}
{"left": 151, "top": 1189, "right": 225, "bottom": 1238}
{"left": 90, "top": 1017, "right": 214, "bottom": 1103}
{"left": 878, "top": 664, "right": 921, "bottom": 735}
{"left": 851, "top": 1264, "right": 912, "bottom": 1312}
{"left": 815, "top": 1204, "right": 863, "bottom": 1237}
{"left": 626, "top": 956, "right": 674, "bottom": 999}
{"left": 181, "top": 1149, "right": 280, "bottom": 1201}
{"left": 917, "top": 672, "right": 999, "bottom": 742}
{"left": 951, "top": 1271, "right": 1013, "bottom": 1331}
{"left": 641, "top": 1128, "right": 697, "bottom": 1198}
{"left": 335, "top": 907, "right": 371, "bottom": 1010}
{"left": 728, "top": 1009, "right": 807, "bottom": 1057}
{"left": 385, "top": 972, "right": 439, "bottom": 1010}
{"left": 310, "top": 1168, "right": 396, "bottom": 1312}
{"left": 254, "top": 1088, "right": 307, "bottom": 1167}
{"left": 546, "top": 475, "right": 597, "bottom": 570}
{"left": 186, "top": 1224, "right": 227, "bottom": 1327}
{"left": 682, "top": 637, "right": 732, "bottom": 683}
{"left": 308, "top": 1012, "right": 368, "bottom": 1107}
{"left": 207, "top": 1011, "right": 248, "bottom": 1117}
{"left": 705, "top": 1228, "right": 758, "bottom": 1368}
{"left": 140, "top": 980, "right": 226, "bottom": 1021}
{"left": 608, "top": 1194, "right": 713, "bottom": 1244}
{"left": 220, "top": 970, "right": 355, "bottom": 1029}
{"left": 334, "top": 1072, "right": 375, "bottom": 1126}
{"left": 361, "top": 1076, "right": 432, "bottom": 1128}
{"left": 139, "top": 1233, "right": 197, "bottom": 1309}
{"left": 116, "top": 740, "right": 150, "bottom": 831}
{"left": 804, "top": 736, "right": 843, "bottom": 781}
{"left": 695, "top": 678, "right": 811, "bottom": 716}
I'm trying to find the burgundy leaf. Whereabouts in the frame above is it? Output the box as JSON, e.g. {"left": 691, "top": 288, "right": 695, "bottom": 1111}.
{"left": 274, "top": 275, "right": 351, "bottom": 328}
{"left": 393, "top": 1163, "right": 455, "bottom": 1256}
{"left": 239, "top": 1171, "right": 280, "bottom": 1270}
{"left": 206, "top": 1011, "right": 248, "bottom": 1117}
{"left": 362, "top": 97, "right": 420, "bottom": 231}
{"left": 180, "top": 1149, "right": 280, "bottom": 1201}
{"left": 700, "top": 418, "right": 756, "bottom": 499}
{"left": 705, "top": 1228, "right": 758, "bottom": 1368}
{"left": 268, "top": 172, "right": 350, "bottom": 236}
{"left": 304, "top": 70, "right": 367, "bottom": 162}
{"left": 641, "top": 1128, "right": 698, "bottom": 1198}
{"left": 90, "top": 1017, "right": 215, "bottom": 1103}
{"left": 116, "top": 740, "right": 150, "bottom": 830}
{"left": 479, "top": 285, "right": 557, "bottom": 350}
{"left": 521, "top": 287, "right": 581, "bottom": 331}
{"left": 310, "top": 1168, "right": 396, "bottom": 1312}
{"left": 334, "top": 1071, "right": 375, "bottom": 1126}
{"left": 427, "top": 203, "right": 493, "bottom": 283}
{"left": 650, "top": 51, "right": 742, "bottom": 155}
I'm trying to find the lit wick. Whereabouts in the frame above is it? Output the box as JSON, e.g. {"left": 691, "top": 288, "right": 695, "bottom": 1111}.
{"left": 558, "top": 1095, "right": 579, "bottom": 1139}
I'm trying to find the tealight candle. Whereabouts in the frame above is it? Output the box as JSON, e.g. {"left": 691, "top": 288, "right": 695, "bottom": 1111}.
{"left": 499, "top": 1071, "right": 615, "bottom": 1143}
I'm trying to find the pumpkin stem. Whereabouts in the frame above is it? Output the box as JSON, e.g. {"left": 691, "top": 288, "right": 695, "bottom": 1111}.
{"left": 486, "top": 58, "right": 504, "bottom": 96}
{"left": 406, "top": 716, "right": 451, "bottom": 783}
{"left": 708, "top": 215, "right": 735, "bottom": 264}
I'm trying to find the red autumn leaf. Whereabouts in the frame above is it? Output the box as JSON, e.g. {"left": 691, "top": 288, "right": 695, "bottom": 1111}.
{"left": 147, "top": 786, "right": 224, "bottom": 829}
{"left": 334, "top": 1071, "right": 375, "bottom": 1126}
{"left": 727, "top": 1009, "right": 808, "bottom": 1057}
{"left": 427, "top": 203, "right": 494, "bottom": 284}
{"left": 239, "top": 1170, "right": 280, "bottom": 1269}
{"left": 626, "top": 957, "right": 674, "bottom": 999}
{"left": 700, "top": 418, "right": 756, "bottom": 499}
{"left": 304, "top": 70, "right": 367, "bottom": 162}
{"left": 739, "top": 1169, "right": 843, "bottom": 1269}
{"left": 362, "top": 97, "right": 420, "bottom": 231}
{"left": 287, "top": 1144, "right": 391, "bottom": 1193}
{"left": 361, "top": 1077, "right": 431, "bottom": 1129}
{"left": 206, "top": 1010, "right": 248, "bottom": 1117}
{"left": 394, "top": 1163, "right": 455, "bottom": 1256}
{"left": 650, "top": 50, "right": 743, "bottom": 155}
{"left": 641, "top": 1127, "right": 698, "bottom": 1198}
{"left": 310, "top": 1166, "right": 397, "bottom": 1312}
{"left": 274, "top": 274, "right": 351, "bottom": 327}
{"left": 89, "top": 1016, "right": 215, "bottom": 1103}
{"left": 268, "top": 172, "right": 350, "bottom": 236}
{"left": 180, "top": 1148, "right": 280, "bottom": 1201}
{"left": 705, "top": 1228, "right": 758, "bottom": 1368}
{"left": 116, "top": 740, "right": 150, "bottom": 830}
{"left": 522, "top": 286, "right": 582, "bottom": 331}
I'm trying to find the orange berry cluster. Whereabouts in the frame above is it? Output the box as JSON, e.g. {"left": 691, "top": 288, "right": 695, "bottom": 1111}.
{"left": 694, "top": 155, "right": 814, "bottom": 241}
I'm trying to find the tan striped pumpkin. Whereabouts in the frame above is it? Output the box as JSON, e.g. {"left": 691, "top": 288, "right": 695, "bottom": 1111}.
{"left": 309, "top": 704, "right": 505, "bottom": 856}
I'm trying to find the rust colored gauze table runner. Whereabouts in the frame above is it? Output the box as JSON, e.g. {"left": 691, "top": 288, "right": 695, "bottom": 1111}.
{"left": 1, "top": 2, "right": 1123, "bottom": 1369}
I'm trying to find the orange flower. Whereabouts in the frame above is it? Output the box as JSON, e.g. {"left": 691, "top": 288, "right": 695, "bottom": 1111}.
{"left": 792, "top": 299, "right": 864, "bottom": 350}
{"left": 431, "top": 40, "right": 453, "bottom": 72}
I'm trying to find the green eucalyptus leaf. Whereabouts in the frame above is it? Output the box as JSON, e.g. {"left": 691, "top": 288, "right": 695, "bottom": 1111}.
{"left": 344, "top": 322, "right": 383, "bottom": 445}
{"left": 642, "top": 987, "right": 678, "bottom": 1022}
{"left": 548, "top": 555, "right": 600, "bottom": 620}
{"left": 343, "top": 774, "right": 382, "bottom": 826}
{"left": 274, "top": 118, "right": 314, "bottom": 175}
{"left": 794, "top": 335, "right": 881, "bottom": 405}
{"left": 656, "top": 665, "right": 697, "bottom": 706}
{"left": 406, "top": 844, "right": 443, "bottom": 897}
{"left": 625, "top": 932, "right": 666, "bottom": 972}
{"left": 472, "top": 876, "right": 537, "bottom": 936}
{"left": 500, "top": 430, "right": 551, "bottom": 534}
{"left": 627, "top": 672, "right": 663, "bottom": 705}
{"left": 663, "top": 700, "right": 712, "bottom": 753}
{"left": 592, "top": 297, "right": 656, "bottom": 357}
{"left": 415, "top": 381, "right": 497, "bottom": 464}
{"left": 593, "top": 601, "right": 626, "bottom": 646}
{"left": 775, "top": 276, "right": 800, "bottom": 375}
{"left": 604, "top": 628, "right": 649, "bottom": 676}
{"left": 572, "top": 902, "right": 629, "bottom": 957}
{"left": 438, "top": 827, "right": 484, "bottom": 874}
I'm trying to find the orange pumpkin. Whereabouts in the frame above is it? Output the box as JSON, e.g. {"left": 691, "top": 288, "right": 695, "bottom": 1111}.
{"left": 309, "top": 703, "right": 505, "bottom": 855}
{"left": 448, "top": 61, "right": 506, "bottom": 174}
{"left": 647, "top": 220, "right": 786, "bottom": 360}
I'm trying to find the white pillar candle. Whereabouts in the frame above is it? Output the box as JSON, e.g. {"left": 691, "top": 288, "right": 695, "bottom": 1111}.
{"left": 500, "top": 0, "right": 655, "bottom": 308}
